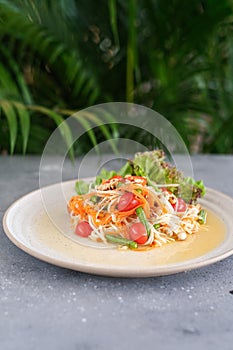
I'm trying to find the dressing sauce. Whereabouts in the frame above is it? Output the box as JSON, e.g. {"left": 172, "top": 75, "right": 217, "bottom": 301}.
{"left": 146, "top": 209, "right": 226, "bottom": 265}
{"left": 33, "top": 207, "right": 226, "bottom": 267}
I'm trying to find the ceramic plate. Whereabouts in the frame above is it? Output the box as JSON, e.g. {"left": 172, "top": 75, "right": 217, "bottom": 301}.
{"left": 3, "top": 181, "right": 233, "bottom": 277}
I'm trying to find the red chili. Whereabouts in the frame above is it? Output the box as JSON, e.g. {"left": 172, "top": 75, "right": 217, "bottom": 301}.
{"left": 125, "top": 176, "right": 147, "bottom": 186}
{"left": 102, "top": 175, "right": 123, "bottom": 184}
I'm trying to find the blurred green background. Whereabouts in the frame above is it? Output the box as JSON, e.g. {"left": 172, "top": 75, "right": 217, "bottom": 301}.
{"left": 0, "top": 0, "right": 233, "bottom": 155}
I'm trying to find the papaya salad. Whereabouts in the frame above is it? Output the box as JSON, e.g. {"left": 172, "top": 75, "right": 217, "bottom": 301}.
{"left": 67, "top": 150, "right": 207, "bottom": 250}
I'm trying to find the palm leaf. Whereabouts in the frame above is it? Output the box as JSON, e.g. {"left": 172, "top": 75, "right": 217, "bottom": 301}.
{"left": 97, "top": 107, "right": 119, "bottom": 139}
{"left": 109, "top": 0, "right": 120, "bottom": 48}
{"left": 79, "top": 111, "right": 119, "bottom": 154}
{"left": 0, "top": 100, "right": 17, "bottom": 154}
{"left": 28, "top": 105, "right": 74, "bottom": 160}
{"left": 73, "top": 114, "right": 99, "bottom": 153}
{"left": 56, "top": 108, "right": 119, "bottom": 154}
{"left": 0, "top": 63, "right": 19, "bottom": 96}
{"left": 0, "top": 46, "right": 33, "bottom": 104}
{"left": 13, "top": 101, "right": 30, "bottom": 154}
{"left": 0, "top": 1, "right": 100, "bottom": 105}
{"left": 126, "top": 0, "right": 137, "bottom": 102}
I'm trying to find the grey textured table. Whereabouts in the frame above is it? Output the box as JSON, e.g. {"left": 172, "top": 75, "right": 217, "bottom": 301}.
{"left": 1, "top": 155, "right": 233, "bottom": 350}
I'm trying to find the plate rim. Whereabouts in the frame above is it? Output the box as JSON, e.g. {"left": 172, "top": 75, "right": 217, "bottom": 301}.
{"left": 2, "top": 181, "right": 233, "bottom": 277}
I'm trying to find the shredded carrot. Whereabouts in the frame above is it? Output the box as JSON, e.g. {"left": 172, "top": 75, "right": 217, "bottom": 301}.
{"left": 117, "top": 204, "right": 142, "bottom": 218}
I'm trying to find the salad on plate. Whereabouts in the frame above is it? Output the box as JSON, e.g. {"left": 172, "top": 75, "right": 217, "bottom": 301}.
{"left": 67, "top": 150, "right": 206, "bottom": 250}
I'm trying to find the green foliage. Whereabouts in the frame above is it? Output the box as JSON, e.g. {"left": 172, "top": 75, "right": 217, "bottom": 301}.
{"left": 0, "top": 0, "right": 101, "bottom": 154}
{"left": 0, "top": 0, "right": 233, "bottom": 154}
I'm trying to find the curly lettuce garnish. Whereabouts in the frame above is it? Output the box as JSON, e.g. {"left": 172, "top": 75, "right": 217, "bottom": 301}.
{"left": 130, "top": 150, "right": 205, "bottom": 203}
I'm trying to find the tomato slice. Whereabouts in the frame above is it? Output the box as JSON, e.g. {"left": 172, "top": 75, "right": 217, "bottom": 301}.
{"left": 173, "top": 198, "right": 187, "bottom": 212}
{"left": 129, "top": 222, "right": 147, "bottom": 244}
{"left": 118, "top": 192, "right": 140, "bottom": 212}
{"left": 75, "top": 221, "right": 92, "bottom": 237}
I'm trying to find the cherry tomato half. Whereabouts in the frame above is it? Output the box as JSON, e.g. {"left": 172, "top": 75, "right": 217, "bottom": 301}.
{"left": 173, "top": 198, "right": 187, "bottom": 212}
{"left": 118, "top": 192, "right": 140, "bottom": 212}
{"left": 75, "top": 221, "right": 92, "bottom": 237}
{"left": 129, "top": 222, "right": 148, "bottom": 244}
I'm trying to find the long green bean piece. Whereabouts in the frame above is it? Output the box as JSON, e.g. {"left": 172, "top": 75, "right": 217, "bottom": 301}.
{"left": 105, "top": 234, "right": 138, "bottom": 249}
{"left": 135, "top": 207, "right": 151, "bottom": 236}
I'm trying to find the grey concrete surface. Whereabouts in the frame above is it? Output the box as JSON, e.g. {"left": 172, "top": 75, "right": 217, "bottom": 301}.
{"left": 0, "top": 155, "right": 233, "bottom": 350}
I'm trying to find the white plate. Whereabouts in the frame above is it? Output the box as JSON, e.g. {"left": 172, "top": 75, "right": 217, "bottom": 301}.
{"left": 2, "top": 181, "right": 233, "bottom": 277}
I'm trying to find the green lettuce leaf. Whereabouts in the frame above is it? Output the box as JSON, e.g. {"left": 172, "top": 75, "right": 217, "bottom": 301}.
{"left": 75, "top": 180, "right": 90, "bottom": 195}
